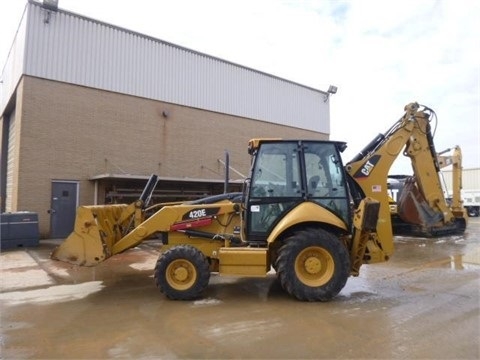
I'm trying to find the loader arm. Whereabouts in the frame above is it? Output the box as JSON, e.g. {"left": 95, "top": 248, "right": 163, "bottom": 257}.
{"left": 51, "top": 188, "right": 241, "bottom": 266}
{"left": 111, "top": 202, "right": 239, "bottom": 254}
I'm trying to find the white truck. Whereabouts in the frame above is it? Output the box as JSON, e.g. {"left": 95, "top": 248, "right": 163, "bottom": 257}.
{"left": 459, "top": 189, "right": 480, "bottom": 217}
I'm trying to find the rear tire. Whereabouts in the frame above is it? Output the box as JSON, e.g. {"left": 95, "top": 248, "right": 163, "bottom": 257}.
{"left": 276, "top": 228, "right": 350, "bottom": 301}
{"left": 154, "top": 245, "right": 210, "bottom": 300}
{"left": 467, "top": 207, "right": 479, "bottom": 217}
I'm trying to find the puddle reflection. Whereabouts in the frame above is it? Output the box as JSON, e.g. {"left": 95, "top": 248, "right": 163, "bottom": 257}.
{"left": 450, "top": 248, "right": 480, "bottom": 270}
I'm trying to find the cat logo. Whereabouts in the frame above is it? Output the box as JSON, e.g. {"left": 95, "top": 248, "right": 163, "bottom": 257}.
{"left": 353, "top": 155, "right": 381, "bottom": 179}
{"left": 361, "top": 160, "right": 375, "bottom": 176}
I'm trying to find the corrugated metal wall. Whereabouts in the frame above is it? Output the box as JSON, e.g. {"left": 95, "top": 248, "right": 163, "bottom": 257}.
{"left": 20, "top": 2, "right": 329, "bottom": 134}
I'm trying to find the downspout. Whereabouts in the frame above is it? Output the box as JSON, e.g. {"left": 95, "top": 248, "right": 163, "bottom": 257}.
{"left": 224, "top": 150, "right": 229, "bottom": 194}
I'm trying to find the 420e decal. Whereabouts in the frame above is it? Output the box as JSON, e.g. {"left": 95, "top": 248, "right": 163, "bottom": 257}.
{"left": 182, "top": 207, "right": 220, "bottom": 221}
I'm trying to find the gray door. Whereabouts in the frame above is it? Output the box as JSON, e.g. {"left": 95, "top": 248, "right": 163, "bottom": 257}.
{"left": 50, "top": 181, "right": 78, "bottom": 238}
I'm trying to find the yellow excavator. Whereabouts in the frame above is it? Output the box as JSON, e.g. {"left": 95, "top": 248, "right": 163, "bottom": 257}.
{"left": 51, "top": 102, "right": 468, "bottom": 301}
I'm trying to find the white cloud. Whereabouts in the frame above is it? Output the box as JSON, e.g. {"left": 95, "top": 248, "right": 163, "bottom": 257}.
{"left": 1, "top": 0, "right": 479, "bottom": 174}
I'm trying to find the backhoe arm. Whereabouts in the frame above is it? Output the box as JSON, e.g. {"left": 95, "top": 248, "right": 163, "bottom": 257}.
{"left": 346, "top": 102, "right": 427, "bottom": 255}
{"left": 395, "top": 117, "right": 467, "bottom": 236}
{"left": 401, "top": 111, "right": 453, "bottom": 223}
{"left": 345, "top": 102, "right": 465, "bottom": 255}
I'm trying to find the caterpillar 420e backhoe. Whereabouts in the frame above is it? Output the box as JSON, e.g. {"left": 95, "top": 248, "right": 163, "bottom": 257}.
{"left": 51, "top": 102, "right": 467, "bottom": 301}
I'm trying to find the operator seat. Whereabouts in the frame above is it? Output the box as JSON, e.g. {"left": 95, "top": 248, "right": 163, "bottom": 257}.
{"left": 308, "top": 176, "right": 320, "bottom": 195}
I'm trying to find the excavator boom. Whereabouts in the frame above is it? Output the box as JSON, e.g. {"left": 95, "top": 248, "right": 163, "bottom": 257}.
{"left": 347, "top": 103, "right": 467, "bottom": 238}
{"left": 390, "top": 145, "right": 467, "bottom": 237}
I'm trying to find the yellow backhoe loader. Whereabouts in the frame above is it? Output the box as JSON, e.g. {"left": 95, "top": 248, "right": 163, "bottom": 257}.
{"left": 51, "top": 102, "right": 468, "bottom": 301}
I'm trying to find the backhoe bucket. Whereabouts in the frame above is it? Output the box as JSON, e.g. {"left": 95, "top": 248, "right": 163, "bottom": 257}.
{"left": 396, "top": 178, "right": 443, "bottom": 226}
{"left": 51, "top": 204, "right": 129, "bottom": 266}
{"left": 393, "top": 177, "right": 465, "bottom": 237}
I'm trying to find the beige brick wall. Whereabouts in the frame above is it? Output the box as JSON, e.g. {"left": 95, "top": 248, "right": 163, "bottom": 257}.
{"left": 14, "top": 76, "right": 328, "bottom": 237}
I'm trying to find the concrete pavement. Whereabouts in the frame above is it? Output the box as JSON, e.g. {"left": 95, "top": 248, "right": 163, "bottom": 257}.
{"left": 1, "top": 219, "right": 479, "bottom": 359}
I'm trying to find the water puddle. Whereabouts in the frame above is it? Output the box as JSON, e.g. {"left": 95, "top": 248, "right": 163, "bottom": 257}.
{"left": 0, "top": 281, "right": 104, "bottom": 306}
{"left": 450, "top": 246, "right": 480, "bottom": 269}
{"left": 191, "top": 297, "right": 223, "bottom": 307}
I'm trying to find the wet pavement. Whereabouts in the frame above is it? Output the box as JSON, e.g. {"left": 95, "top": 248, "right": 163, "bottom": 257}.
{"left": 1, "top": 218, "right": 479, "bottom": 359}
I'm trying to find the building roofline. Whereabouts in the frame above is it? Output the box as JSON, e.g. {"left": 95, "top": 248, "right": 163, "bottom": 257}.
{"left": 28, "top": 0, "right": 327, "bottom": 96}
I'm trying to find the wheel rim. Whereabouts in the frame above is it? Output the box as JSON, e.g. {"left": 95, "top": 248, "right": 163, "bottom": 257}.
{"left": 166, "top": 259, "right": 197, "bottom": 291}
{"left": 295, "top": 246, "right": 334, "bottom": 286}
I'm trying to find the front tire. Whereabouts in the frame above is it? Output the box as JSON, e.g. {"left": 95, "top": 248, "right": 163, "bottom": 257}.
{"left": 154, "top": 245, "right": 210, "bottom": 300}
{"left": 276, "top": 228, "right": 350, "bottom": 301}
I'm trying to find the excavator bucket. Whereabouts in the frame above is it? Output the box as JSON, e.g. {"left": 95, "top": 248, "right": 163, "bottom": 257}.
{"left": 393, "top": 177, "right": 466, "bottom": 237}
{"left": 396, "top": 177, "right": 443, "bottom": 226}
{"left": 51, "top": 204, "right": 130, "bottom": 266}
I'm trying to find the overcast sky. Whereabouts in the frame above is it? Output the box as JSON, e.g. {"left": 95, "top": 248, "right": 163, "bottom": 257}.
{"left": 1, "top": 0, "right": 479, "bottom": 174}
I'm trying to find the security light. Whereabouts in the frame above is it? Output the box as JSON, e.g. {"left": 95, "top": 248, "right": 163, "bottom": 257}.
{"left": 328, "top": 85, "right": 338, "bottom": 94}
{"left": 324, "top": 85, "right": 338, "bottom": 102}
{"left": 43, "top": 0, "right": 58, "bottom": 11}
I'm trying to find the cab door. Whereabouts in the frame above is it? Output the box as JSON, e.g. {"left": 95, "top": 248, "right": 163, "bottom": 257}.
{"left": 246, "top": 141, "right": 303, "bottom": 244}
{"left": 245, "top": 140, "right": 351, "bottom": 244}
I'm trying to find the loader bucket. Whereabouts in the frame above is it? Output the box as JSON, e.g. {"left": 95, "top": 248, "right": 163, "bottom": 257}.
{"left": 51, "top": 204, "right": 129, "bottom": 266}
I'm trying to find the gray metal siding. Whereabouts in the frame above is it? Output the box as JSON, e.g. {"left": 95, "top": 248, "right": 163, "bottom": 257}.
{"left": 22, "top": 2, "right": 329, "bottom": 134}
{"left": 0, "top": 5, "right": 27, "bottom": 114}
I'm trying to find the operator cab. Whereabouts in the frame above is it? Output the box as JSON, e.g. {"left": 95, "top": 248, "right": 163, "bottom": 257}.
{"left": 245, "top": 139, "right": 351, "bottom": 245}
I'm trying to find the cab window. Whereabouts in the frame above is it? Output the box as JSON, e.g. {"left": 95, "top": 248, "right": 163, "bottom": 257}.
{"left": 304, "top": 142, "right": 349, "bottom": 224}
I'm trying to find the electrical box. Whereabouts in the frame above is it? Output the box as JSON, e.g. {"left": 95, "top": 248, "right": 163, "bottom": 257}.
{"left": 0, "top": 212, "right": 40, "bottom": 250}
